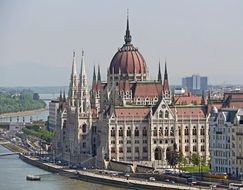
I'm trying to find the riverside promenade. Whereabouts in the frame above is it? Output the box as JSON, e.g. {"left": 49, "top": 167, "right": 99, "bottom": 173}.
{"left": 19, "top": 153, "right": 209, "bottom": 190}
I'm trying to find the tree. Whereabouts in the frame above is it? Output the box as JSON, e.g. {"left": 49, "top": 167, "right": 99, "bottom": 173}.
{"left": 33, "top": 93, "right": 40, "bottom": 100}
{"left": 191, "top": 153, "right": 201, "bottom": 166}
{"left": 166, "top": 143, "right": 179, "bottom": 168}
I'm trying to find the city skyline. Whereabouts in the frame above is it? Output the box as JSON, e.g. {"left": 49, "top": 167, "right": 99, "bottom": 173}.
{"left": 1, "top": 0, "right": 243, "bottom": 87}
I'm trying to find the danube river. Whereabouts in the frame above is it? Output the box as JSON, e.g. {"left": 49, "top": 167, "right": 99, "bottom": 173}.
{"left": 0, "top": 145, "right": 127, "bottom": 190}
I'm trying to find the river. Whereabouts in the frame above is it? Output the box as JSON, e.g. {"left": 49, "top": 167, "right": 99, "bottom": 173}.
{"left": 0, "top": 145, "right": 127, "bottom": 190}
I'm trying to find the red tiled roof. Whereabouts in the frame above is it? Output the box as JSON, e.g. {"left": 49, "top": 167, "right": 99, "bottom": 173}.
{"left": 174, "top": 95, "right": 202, "bottom": 105}
{"left": 114, "top": 107, "right": 150, "bottom": 119}
{"left": 172, "top": 107, "right": 207, "bottom": 118}
{"left": 133, "top": 82, "right": 163, "bottom": 97}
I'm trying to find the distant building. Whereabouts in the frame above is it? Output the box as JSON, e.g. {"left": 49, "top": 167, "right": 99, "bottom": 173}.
{"left": 182, "top": 75, "right": 208, "bottom": 95}
{"left": 49, "top": 100, "right": 60, "bottom": 130}
{"left": 209, "top": 92, "right": 243, "bottom": 178}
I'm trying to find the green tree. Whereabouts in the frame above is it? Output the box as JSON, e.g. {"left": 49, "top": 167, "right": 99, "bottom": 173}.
{"left": 191, "top": 153, "right": 201, "bottom": 166}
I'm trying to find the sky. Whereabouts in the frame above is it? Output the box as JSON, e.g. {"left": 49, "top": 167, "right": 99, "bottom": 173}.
{"left": 0, "top": 0, "right": 243, "bottom": 87}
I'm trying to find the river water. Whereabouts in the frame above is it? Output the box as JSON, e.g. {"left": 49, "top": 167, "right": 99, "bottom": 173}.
{"left": 0, "top": 145, "right": 126, "bottom": 190}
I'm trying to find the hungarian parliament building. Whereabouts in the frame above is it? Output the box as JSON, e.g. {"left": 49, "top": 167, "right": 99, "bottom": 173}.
{"left": 53, "top": 17, "right": 209, "bottom": 168}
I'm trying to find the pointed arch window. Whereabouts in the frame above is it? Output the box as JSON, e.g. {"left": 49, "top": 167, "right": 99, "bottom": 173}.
{"left": 111, "top": 127, "right": 115, "bottom": 137}
{"left": 185, "top": 126, "right": 189, "bottom": 136}
{"left": 200, "top": 126, "right": 205, "bottom": 136}
{"left": 153, "top": 127, "right": 157, "bottom": 136}
{"left": 159, "top": 110, "right": 163, "bottom": 118}
{"left": 159, "top": 127, "right": 163, "bottom": 136}
{"left": 170, "top": 127, "right": 174, "bottom": 136}
{"left": 165, "top": 127, "right": 169, "bottom": 136}
{"left": 127, "top": 127, "right": 131, "bottom": 137}
{"left": 165, "top": 110, "right": 169, "bottom": 118}
{"left": 143, "top": 127, "right": 147, "bottom": 137}
{"left": 119, "top": 127, "right": 123, "bottom": 137}
{"left": 193, "top": 126, "right": 197, "bottom": 135}
{"left": 82, "top": 124, "right": 87, "bottom": 133}
{"left": 135, "top": 127, "right": 139, "bottom": 137}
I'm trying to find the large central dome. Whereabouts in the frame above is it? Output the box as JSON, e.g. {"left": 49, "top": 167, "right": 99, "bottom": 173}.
{"left": 109, "top": 18, "right": 147, "bottom": 75}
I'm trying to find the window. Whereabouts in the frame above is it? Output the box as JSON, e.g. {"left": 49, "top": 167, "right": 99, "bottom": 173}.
{"left": 165, "top": 110, "right": 169, "bottom": 118}
{"left": 200, "top": 126, "right": 205, "bottom": 136}
{"left": 170, "top": 127, "right": 174, "bottom": 136}
{"left": 159, "top": 110, "right": 163, "bottom": 118}
{"left": 143, "top": 127, "right": 147, "bottom": 137}
{"left": 119, "top": 140, "right": 123, "bottom": 144}
{"left": 127, "top": 140, "right": 131, "bottom": 144}
{"left": 135, "top": 140, "right": 139, "bottom": 144}
{"left": 201, "top": 145, "right": 205, "bottom": 152}
{"left": 143, "top": 146, "right": 147, "bottom": 153}
{"left": 127, "top": 127, "right": 131, "bottom": 137}
{"left": 119, "top": 127, "right": 123, "bottom": 137}
{"left": 135, "top": 127, "right": 139, "bottom": 137}
{"left": 111, "top": 127, "right": 115, "bottom": 137}
{"left": 111, "top": 147, "right": 115, "bottom": 153}
{"left": 119, "top": 147, "right": 123, "bottom": 153}
{"left": 159, "top": 127, "right": 163, "bottom": 136}
{"left": 192, "top": 126, "right": 197, "bottom": 135}
{"left": 193, "top": 145, "right": 197, "bottom": 152}
{"left": 111, "top": 140, "right": 115, "bottom": 144}
{"left": 83, "top": 142, "right": 86, "bottom": 148}
{"left": 179, "top": 127, "right": 181, "bottom": 136}
{"left": 165, "top": 127, "right": 169, "bottom": 136}
{"left": 185, "top": 146, "right": 189, "bottom": 152}
{"left": 127, "top": 147, "right": 131, "bottom": 153}
{"left": 135, "top": 147, "right": 139, "bottom": 153}
{"left": 185, "top": 126, "right": 189, "bottom": 136}
{"left": 82, "top": 124, "right": 87, "bottom": 133}
{"left": 153, "top": 127, "right": 157, "bottom": 136}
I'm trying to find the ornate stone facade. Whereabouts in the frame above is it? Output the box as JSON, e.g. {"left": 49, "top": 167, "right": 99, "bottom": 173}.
{"left": 53, "top": 17, "right": 210, "bottom": 168}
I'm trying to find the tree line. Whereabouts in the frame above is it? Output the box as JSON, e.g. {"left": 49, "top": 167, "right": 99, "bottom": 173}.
{"left": 0, "top": 92, "right": 46, "bottom": 114}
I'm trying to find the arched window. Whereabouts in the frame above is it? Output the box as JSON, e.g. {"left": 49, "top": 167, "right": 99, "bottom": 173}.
{"left": 143, "top": 127, "right": 147, "bottom": 137}
{"left": 111, "top": 127, "right": 115, "bottom": 137}
{"left": 192, "top": 126, "right": 197, "bottom": 135}
{"left": 200, "top": 126, "right": 205, "bottom": 136}
{"left": 127, "top": 127, "right": 131, "bottom": 137}
{"left": 153, "top": 127, "right": 157, "bottom": 136}
{"left": 185, "top": 126, "right": 189, "bottom": 136}
{"left": 82, "top": 124, "right": 87, "bottom": 133}
{"left": 178, "top": 126, "right": 181, "bottom": 136}
{"left": 165, "top": 110, "right": 169, "bottom": 118}
{"left": 170, "top": 127, "right": 174, "bottom": 136}
{"left": 159, "top": 110, "right": 163, "bottom": 118}
{"left": 159, "top": 127, "right": 163, "bottom": 136}
{"left": 135, "top": 127, "right": 139, "bottom": 137}
{"left": 119, "top": 127, "right": 123, "bottom": 137}
{"left": 165, "top": 127, "right": 169, "bottom": 136}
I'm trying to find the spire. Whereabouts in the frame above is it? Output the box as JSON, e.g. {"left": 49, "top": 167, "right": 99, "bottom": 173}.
{"left": 79, "top": 50, "right": 87, "bottom": 89}
{"left": 98, "top": 65, "right": 101, "bottom": 81}
{"left": 71, "top": 51, "right": 77, "bottom": 76}
{"left": 163, "top": 60, "right": 170, "bottom": 92}
{"left": 59, "top": 89, "right": 62, "bottom": 101}
{"left": 63, "top": 89, "right": 66, "bottom": 102}
{"left": 124, "top": 9, "right": 132, "bottom": 44}
{"left": 158, "top": 61, "right": 162, "bottom": 82}
{"left": 93, "top": 65, "right": 96, "bottom": 82}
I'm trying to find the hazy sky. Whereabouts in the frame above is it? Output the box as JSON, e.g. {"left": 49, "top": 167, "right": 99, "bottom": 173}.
{"left": 1, "top": 0, "right": 243, "bottom": 87}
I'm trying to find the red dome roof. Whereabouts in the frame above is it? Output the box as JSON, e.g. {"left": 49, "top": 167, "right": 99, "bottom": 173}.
{"left": 109, "top": 44, "right": 147, "bottom": 75}
{"left": 109, "top": 17, "right": 147, "bottom": 75}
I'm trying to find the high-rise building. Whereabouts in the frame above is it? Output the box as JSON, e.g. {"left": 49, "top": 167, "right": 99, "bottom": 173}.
{"left": 182, "top": 75, "right": 208, "bottom": 95}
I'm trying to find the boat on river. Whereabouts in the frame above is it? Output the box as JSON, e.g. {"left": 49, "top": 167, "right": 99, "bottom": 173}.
{"left": 26, "top": 175, "right": 41, "bottom": 181}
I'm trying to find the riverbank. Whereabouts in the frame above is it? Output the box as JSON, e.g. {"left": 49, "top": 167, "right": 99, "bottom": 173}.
{"left": 0, "top": 108, "right": 47, "bottom": 119}
{"left": 18, "top": 154, "right": 205, "bottom": 190}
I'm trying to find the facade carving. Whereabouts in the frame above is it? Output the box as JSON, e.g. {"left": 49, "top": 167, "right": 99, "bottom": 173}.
{"left": 53, "top": 17, "right": 210, "bottom": 168}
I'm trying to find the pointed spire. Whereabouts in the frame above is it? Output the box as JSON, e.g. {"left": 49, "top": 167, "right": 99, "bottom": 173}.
{"left": 79, "top": 50, "right": 87, "bottom": 89}
{"left": 164, "top": 60, "right": 168, "bottom": 81}
{"left": 71, "top": 51, "right": 77, "bottom": 76}
{"left": 59, "top": 89, "right": 62, "bottom": 101}
{"left": 163, "top": 59, "right": 170, "bottom": 92}
{"left": 63, "top": 90, "right": 66, "bottom": 101}
{"left": 158, "top": 60, "right": 162, "bottom": 82}
{"left": 98, "top": 64, "right": 101, "bottom": 81}
{"left": 124, "top": 9, "right": 132, "bottom": 44}
{"left": 93, "top": 65, "right": 96, "bottom": 82}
